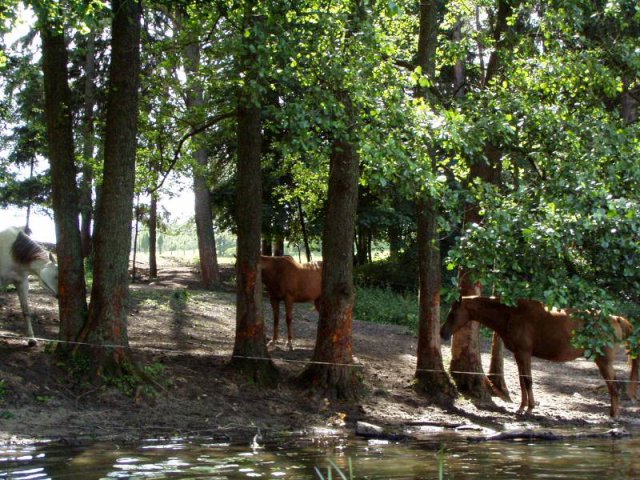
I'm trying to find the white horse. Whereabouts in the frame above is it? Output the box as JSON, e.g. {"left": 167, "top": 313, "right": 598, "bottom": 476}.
{"left": 0, "top": 227, "right": 58, "bottom": 346}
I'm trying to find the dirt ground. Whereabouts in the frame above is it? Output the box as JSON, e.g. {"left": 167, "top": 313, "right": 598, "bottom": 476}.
{"left": 1, "top": 257, "right": 639, "bottom": 447}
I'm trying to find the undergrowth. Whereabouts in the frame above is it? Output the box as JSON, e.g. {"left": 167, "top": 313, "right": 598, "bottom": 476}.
{"left": 355, "top": 286, "right": 419, "bottom": 332}
{"left": 56, "top": 353, "right": 170, "bottom": 399}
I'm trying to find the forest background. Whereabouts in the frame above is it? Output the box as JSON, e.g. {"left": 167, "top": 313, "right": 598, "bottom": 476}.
{"left": 0, "top": 0, "right": 639, "bottom": 402}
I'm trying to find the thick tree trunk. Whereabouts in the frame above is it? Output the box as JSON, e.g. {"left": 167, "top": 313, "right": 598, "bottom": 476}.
{"left": 38, "top": 6, "right": 88, "bottom": 347}
{"left": 229, "top": 4, "right": 277, "bottom": 383}
{"left": 412, "top": 0, "right": 456, "bottom": 403}
{"left": 450, "top": 161, "right": 496, "bottom": 401}
{"left": 449, "top": 0, "right": 515, "bottom": 401}
{"left": 184, "top": 37, "right": 220, "bottom": 289}
{"left": 78, "top": 0, "right": 142, "bottom": 377}
{"left": 230, "top": 101, "right": 277, "bottom": 383}
{"left": 300, "top": 128, "right": 361, "bottom": 400}
{"left": 414, "top": 197, "right": 456, "bottom": 402}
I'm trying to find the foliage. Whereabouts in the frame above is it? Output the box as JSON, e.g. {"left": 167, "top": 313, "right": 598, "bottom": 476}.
{"left": 355, "top": 253, "right": 419, "bottom": 293}
{"left": 355, "top": 286, "right": 419, "bottom": 332}
{"left": 102, "top": 361, "right": 169, "bottom": 398}
{"left": 441, "top": 0, "right": 640, "bottom": 355}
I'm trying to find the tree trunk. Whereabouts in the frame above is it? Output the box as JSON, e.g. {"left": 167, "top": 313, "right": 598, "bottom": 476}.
{"left": 261, "top": 237, "right": 272, "bottom": 256}
{"left": 355, "top": 224, "right": 369, "bottom": 266}
{"left": 449, "top": 0, "right": 515, "bottom": 401}
{"left": 38, "top": 5, "right": 88, "bottom": 348}
{"left": 149, "top": 193, "right": 158, "bottom": 278}
{"left": 273, "top": 235, "right": 285, "bottom": 256}
{"left": 411, "top": 0, "right": 456, "bottom": 403}
{"left": 131, "top": 199, "right": 140, "bottom": 282}
{"left": 488, "top": 331, "right": 511, "bottom": 401}
{"left": 621, "top": 76, "right": 637, "bottom": 125}
{"left": 230, "top": 101, "right": 277, "bottom": 383}
{"left": 78, "top": 0, "right": 142, "bottom": 377}
{"left": 450, "top": 162, "right": 495, "bottom": 401}
{"left": 297, "top": 198, "right": 312, "bottom": 262}
{"left": 414, "top": 197, "right": 456, "bottom": 402}
{"left": 300, "top": 121, "right": 361, "bottom": 400}
{"left": 79, "top": 31, "right": 96, "bottom": 258}
{"left": 183, "top": 32, "right": 220, "bottom": 289}
{"left": 229, "top": 2, "right": 277, "bottom": 383}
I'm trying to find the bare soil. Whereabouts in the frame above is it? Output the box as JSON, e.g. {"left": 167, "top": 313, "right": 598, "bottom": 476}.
{"left": 1, "top": 257, "right": 639, "bottom": 447}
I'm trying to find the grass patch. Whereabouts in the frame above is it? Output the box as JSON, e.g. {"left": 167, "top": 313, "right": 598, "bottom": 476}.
{"left": 355, "top": 286, "right": 418, "bottom": 332}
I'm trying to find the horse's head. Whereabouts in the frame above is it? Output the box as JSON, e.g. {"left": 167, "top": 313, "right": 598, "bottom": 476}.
{"left": 440, "top": 298, "right": 468, "bottom": 341}
{"left": 39, "top": 255, "right": 59, "bottom": 297}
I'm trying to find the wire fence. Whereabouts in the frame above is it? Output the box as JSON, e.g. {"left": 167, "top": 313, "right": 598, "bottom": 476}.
{"left": 1, "top": 331, "right": 638, "bottom": 385}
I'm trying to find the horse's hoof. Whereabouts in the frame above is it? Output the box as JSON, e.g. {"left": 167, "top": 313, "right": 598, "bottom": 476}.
{"left": 27, "top": 339, "right": 37, "bottom": 347}
{"left": 287, "top": 342, "right": 294, "bottom": 352}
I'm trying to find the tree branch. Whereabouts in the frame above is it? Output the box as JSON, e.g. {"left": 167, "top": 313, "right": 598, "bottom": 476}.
{"left": 147, "top": 111, "right": 235, "bottom": 195}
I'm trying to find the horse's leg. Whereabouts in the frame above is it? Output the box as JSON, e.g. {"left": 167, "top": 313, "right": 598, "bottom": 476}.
{"left": 268, "top": 298, "right": 280, "bottom": 346}
{"left": 514, "top": 354, "right": 534, "bottom": 414}
{"left": 595, "top": 353, "right": 620, "bottom": 418}
{"left": 285, "top": 297, "right": 294, "bottom": 351}
{"left": 15, "top": 279, "right": 36, "bottom": 347}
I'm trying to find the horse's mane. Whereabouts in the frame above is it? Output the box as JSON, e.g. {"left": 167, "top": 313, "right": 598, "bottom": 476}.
{"left": 11, "top": 230, "right": 49, "bottom": 265}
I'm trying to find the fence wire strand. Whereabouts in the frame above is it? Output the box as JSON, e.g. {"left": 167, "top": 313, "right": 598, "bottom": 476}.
{"left": 1, "top": 332, "right": 639, "bottom": 385}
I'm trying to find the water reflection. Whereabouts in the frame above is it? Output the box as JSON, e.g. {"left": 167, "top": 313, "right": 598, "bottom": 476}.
{"left": 1, "top": 429, "right": 639, "bottom": 479}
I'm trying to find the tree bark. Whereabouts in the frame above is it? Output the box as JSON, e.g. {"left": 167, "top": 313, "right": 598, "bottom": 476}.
{"left": 412, "top": 0, "right": 456, "bottom": 402}
{"left": 449, "top": 0, "right": 516, "bottom": 401}
{"left": 78, "top": 0, "right": 142, "bottom": 377}
{"left": 149, "top": 193, "right": 158, "bottom": 278}
{"left": 415, "top": 197, "right": 456, "bottom": 401}
{"left": 621, "top": 77, "right": 637, "bottom": 125}
{"left": 300, "top": 112, "right": 361, "bottom": 400}
{"left": 450, "top": 162, "right": 496, "bottom": 401}
{"left": 79, "top": 31, "right": 96, "bottom": 258}
{"left": 229, "top": 2, "right": 277, "bottom": 383}
{"left": 231, "top": 101, "right": 277, "bottom": 383}
{"left": 273, "top": 235, "right": 285, "bottom": 256}
{"left": 297, "top": 198, "right": 312, "bottom": 262}
{"left": 37, "top": 4, "right": 88, "bottom": 347}
{"left": 183, "top": 35, "right": 220, "bottom": 289}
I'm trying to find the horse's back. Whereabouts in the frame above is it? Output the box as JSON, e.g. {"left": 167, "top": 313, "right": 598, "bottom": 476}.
{"left": 0, "top": 227, "right": 22, "bottom": 285}
{"left": 260, "top": 255, "right": 321, "bottom": 302}
{"left": 511, "top": 302, "right": 583, "bottom": 361}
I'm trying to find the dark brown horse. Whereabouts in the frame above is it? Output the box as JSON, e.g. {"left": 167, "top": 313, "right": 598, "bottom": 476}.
{"left": 260, "top": 255, "right": 322, "bottom": 350}
{"left": 440, "top": 296, "right": 639, "bottom": 417}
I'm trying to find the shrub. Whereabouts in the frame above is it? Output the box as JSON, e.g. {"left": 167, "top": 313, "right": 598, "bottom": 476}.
{"left": 355, "top": 286, "right": 418, "bottom": 332}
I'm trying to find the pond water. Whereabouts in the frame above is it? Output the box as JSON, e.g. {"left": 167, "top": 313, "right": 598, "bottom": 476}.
{"left": 1, "top": 427, "right": 639, "bottom": 479}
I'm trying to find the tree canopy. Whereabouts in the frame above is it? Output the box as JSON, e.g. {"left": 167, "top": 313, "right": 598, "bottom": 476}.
{"left": 1, "top": 0, "right": 638, "bottom": 371}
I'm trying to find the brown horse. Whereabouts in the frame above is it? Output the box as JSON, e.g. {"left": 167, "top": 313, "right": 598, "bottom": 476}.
{"left": 260, "top": 255, "right": 322, "bottom": 350}
{"left": 440, "top": 296, "right": 639, "bottom": 417}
